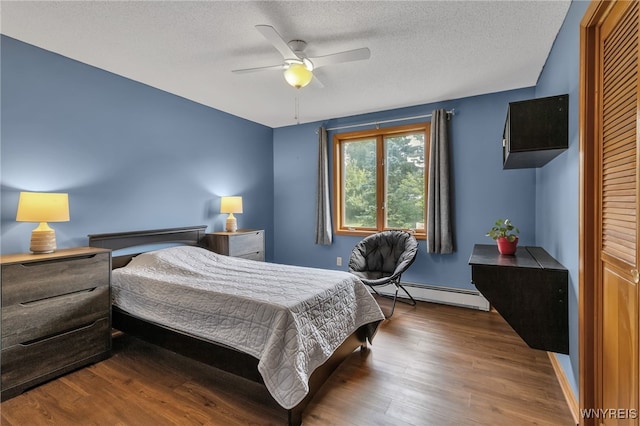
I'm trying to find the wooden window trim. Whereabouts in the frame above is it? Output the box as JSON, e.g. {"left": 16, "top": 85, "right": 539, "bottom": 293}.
{"left": 333, "top": 122, "right": 430, "bottom": 240}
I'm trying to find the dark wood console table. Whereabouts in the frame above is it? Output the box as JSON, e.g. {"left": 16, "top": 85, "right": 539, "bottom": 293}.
{"left": 468, "top": 244, "right": 569, "bottom": 354}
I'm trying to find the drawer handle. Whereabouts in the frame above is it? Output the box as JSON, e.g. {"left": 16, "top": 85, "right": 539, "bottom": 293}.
{"left": 20, "top": 287, "right": 97, "bottom": 306}
{"left": 19, "top": 320, "right": 102, "bottom": 346}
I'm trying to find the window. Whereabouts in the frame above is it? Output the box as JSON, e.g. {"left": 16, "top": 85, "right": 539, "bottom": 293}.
{"left": 333, "top": 122, "right": 430, "bottom": 239}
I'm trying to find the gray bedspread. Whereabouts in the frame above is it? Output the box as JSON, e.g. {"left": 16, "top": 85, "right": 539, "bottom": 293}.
{"left": 111, "top": 245, "right": 385, "bottom": 409}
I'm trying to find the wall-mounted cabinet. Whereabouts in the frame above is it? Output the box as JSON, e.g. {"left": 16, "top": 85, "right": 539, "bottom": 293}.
{"left": 502, "top": 94, "right": 568, "bottom": 169}
{"left": 469, "top": 244, "right": 569, "bottom": 354}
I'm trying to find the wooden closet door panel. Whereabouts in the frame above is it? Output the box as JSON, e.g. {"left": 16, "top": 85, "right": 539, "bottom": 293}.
{"left": 603, "top": 265, "right": 638, "bottom": 420}
{"left": 598, "top": 1, "right": 640, "bottom": 424}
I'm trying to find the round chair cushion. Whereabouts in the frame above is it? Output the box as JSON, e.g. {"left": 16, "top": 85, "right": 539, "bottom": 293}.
{"left": 348, "top": 230, "right": 418, "bottom": 286}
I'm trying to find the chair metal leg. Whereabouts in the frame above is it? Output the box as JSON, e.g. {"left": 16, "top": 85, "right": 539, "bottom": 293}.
{"left": 382, "top": 284, "right": 400, "bottom": 318}
{"left": 369, "top": 277, "right": 417, "bottom": 318}
{"left": 369, "top": 286, "right": 383, "bottom": 297}
{"left": 396, "top": 283, "right": 417, "bottom": 306}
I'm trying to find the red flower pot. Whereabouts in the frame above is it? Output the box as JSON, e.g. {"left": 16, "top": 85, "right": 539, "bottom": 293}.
{"left": 496, "top": 236, "right": 518, "bottom": 255}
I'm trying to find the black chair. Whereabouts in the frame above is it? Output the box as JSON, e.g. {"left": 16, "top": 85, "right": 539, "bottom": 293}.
{"left": 348, "top": 230, "right": 418, "bottom": 317}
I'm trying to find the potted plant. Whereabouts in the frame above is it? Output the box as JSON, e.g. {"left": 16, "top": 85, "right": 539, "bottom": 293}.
{"left": 486, "top": 218, "right": 520, "bottom": 255}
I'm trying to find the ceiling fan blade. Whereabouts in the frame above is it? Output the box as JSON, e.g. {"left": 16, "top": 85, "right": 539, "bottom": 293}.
{"left": 255, "top": 25, "right": 299, "bottom": 60}
{"left": 311, "top": 74, "right": 324, "bottom": 89}
{"left": 232, "top": 64, "right": 284, "bottom": 74}
{"left": 309, "top": 47, "right": 371, "bottom": 69}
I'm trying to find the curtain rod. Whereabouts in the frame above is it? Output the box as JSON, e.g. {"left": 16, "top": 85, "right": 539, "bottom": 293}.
{"left": 320, "top": 109, "right": 455, "bottom": 133}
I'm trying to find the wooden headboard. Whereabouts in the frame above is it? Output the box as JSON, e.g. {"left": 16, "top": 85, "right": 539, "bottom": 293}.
{"left": 88, "top": 225, "right": 208, "bottom": 268}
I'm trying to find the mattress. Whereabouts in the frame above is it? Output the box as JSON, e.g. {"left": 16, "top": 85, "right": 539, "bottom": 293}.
{"left": 111, "top": 245, "right": 385, "bottom": 409}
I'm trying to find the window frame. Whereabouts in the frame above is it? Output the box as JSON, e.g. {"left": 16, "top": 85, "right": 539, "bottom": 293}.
{"left": 332, "top": 122, "right": 431, "bottom": 240}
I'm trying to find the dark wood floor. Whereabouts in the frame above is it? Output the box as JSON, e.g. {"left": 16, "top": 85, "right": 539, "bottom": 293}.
{"left": 1, "top": 298, "right": 575, "bottom": 425}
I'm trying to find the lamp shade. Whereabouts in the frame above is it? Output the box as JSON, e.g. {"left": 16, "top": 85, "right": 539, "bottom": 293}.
{"left": 220, "top": 196, "right": 243, "bottom": 214}
{"left": 284, "top": 63, "right": 313, "bottom": 89}
{"left": 16, "top": 192, "right": 70, "bottom": 223}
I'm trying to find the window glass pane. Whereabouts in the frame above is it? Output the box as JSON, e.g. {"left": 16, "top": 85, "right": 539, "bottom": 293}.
{"left": 384, "top": 132, "right": 425, "bottom": 230}
{"left": 342, "top": 139, "right": 377, "bottom": 228}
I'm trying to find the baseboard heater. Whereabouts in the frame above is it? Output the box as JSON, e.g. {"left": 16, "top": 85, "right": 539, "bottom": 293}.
{"left": 373, "top": 282, "right": 490, "bottom": 311}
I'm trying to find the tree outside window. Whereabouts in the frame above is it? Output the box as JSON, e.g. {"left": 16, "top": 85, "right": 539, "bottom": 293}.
{"left": 334, "top": 122, "right": 430, "bottom": 239}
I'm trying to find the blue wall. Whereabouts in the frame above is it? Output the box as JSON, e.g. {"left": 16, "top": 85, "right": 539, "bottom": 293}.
{"left": 534, "top": 0, "right": 591, "bottom": 398}
{"left": 2, "top": 0, "right": 586, "bottom": 401}
{"left": 272, "top": 0, "right": 589, "bottom": 400}
{"left": 1, "top": 36, "right": 275, "bottom": 256}
{"left": 273, "top": 89, "right": 537, "bottom": 290}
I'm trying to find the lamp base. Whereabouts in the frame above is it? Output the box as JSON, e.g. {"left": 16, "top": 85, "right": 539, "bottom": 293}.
{"left": 30, "top": 223, "right": 57, "bottom": 254}
{"left": 225, "top": 214, "right": 237, "bottom": 232}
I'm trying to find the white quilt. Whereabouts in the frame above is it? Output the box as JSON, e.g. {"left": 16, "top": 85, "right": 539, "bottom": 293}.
{"left": 111, "top": 246, "right": 384, "bottom": 409}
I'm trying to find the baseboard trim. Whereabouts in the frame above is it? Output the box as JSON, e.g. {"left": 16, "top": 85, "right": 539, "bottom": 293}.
{"left": 373, "top": 282, "right": 490, "bottom": 311}
{"left": 548, "top": 352, "right": 579, "bottom": 425}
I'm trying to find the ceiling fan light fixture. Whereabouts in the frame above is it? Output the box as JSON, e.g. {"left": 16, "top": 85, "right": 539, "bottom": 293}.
{"left": 284, "top": 63, "right": 313, "bottom": 89}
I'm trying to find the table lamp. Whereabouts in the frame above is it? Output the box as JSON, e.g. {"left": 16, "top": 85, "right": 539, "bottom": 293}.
{"left": 220, "top": 196, "right": 242, "bottom": 232}
{"left": 16, "top": 191, "right": 70, "bottom": 253}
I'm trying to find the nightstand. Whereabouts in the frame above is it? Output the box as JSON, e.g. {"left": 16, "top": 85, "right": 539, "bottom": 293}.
{"left": 1, "top": 247, "right": 112, "bottom": 400}
{"left": 205, "top": 229, "right": 264, "bottom": 261}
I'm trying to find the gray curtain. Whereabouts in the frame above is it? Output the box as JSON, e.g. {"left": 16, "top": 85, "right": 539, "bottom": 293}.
{"left": 315, "top": 127, "right": 332, "bottom": 245}
{"left": 427, "top": 109, "right": 454, "bottom": 253}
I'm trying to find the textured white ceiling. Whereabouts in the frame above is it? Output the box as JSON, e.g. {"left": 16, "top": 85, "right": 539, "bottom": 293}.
{"left": 1, "top": 1, "right": 571, "bottom": 128}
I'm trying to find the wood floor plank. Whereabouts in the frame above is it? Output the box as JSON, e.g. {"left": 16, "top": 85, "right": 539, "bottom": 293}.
{"left": 0, "top": 298, "right": 575, "bottom": 425}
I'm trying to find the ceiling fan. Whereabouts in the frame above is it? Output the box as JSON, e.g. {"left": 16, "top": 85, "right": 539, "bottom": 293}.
{"left": 232, "top": 25, "right": 371, "bottom": 89}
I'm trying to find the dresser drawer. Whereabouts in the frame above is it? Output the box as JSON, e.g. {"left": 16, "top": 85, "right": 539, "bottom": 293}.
{"left": 228, "top": 231, "right": 264, "bottom": 256}
{"left": 1, "top": 317, "right": 110, "bottom": 395}
{"left": 236, "top": 250, "right": 265, "bottom": 261}
{"left": 1, "top": 252, "right": 110, "bottom": 307}
{"left": 1, "top": 285, "right": 110, "bottom": 348}
{"left": 206, "top": 230, "right": 265, "bottom": 260}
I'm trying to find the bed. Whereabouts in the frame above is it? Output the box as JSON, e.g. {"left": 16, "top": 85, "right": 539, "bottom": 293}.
{"left": 88, "top": 225, "right": 384, "bottom": 425}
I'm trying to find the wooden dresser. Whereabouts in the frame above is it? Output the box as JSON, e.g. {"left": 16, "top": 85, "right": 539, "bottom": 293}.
{"left": 0, "top": 247, "right": 112, "bottom": 400}
{"left": 205, "top": 229, "right": 264, "bottom": 261}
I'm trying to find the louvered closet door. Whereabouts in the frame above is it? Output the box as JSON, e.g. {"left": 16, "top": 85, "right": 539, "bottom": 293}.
{"left": 599, "top": 1, "right": 640, "bottom": 424}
